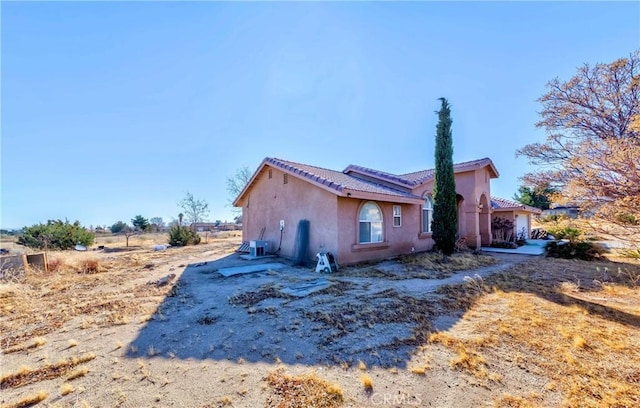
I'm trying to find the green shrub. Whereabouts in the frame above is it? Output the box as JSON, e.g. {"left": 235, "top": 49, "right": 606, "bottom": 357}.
{"left": 168, "top": 226, "right": 201, "bottom": 246}
{"left": 18, "top": 220, "right": 94, "bottom": 250}
{"left": 545, "top": 241, "right": 606, "bottom": 261}
{"left": 110, "top": 221, "right": 127, "bottom": 233}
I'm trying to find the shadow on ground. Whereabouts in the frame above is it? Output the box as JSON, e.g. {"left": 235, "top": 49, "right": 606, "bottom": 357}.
{"left": 127, "top": 252, "right": 640, "bottom": 368}
{"left": 126, "top": 252, "right": 486, "bottom": 368}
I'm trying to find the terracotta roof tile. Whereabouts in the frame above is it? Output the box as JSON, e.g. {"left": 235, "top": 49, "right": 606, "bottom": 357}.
{"left": 262, "top": 157, "right": 499, "bottom": 201}
{"left": 491, "top": 196, "right": 542, "bottom": 213}
{"left": 399, "top": 158, "right": 496, "bottom": 184}
{"left": 343, "top": 164, "right": 415, "bottom": 188}
{"left": 267, "top": 158, "right": 421, "bottom": 199}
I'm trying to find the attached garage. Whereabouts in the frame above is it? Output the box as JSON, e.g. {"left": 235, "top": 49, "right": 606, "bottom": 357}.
{"left": 491, "top": 197, "right": 542, "bottom": 240}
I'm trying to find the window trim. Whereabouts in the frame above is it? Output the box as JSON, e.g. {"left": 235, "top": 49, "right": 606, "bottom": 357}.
{"left": 422, "top": 195, "right": 434, "bottom": 233}
{"left": 358, "top": 201, "right": 384, "bottom": 244}
{"left": 392, "top": 205, "right": 402, "bottom": 227}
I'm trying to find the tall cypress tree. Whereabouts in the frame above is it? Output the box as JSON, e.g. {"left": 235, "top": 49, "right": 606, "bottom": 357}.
{"left": 432, "top": 98, "right": 458, "bottom": 257}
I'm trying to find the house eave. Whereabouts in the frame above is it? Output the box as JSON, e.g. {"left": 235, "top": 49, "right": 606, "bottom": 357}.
{"left": 493, "top": 206, "right": 542, "bottom": 214}
{"left": 341, "top": 189, "right": 423, "bottom": 204}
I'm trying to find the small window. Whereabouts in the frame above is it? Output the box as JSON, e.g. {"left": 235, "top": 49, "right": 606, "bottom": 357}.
{"left": 393, "top": 205, "right": 401, "bottom": 227}
{"left": 283, "top": 174, "right": 288, "bottom": 184}
{"left": 359, "top": 202, "right": 383, "bottom": 243}
{"left": 269, "top": 169, "right": 272, "bottom": 179}
{"left": 422, "top": 196, "right": 433, "bottom": 233}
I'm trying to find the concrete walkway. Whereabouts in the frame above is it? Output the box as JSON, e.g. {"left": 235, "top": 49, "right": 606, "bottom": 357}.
{"left": 481, "top": 239, "right": 548, "bottom": 256}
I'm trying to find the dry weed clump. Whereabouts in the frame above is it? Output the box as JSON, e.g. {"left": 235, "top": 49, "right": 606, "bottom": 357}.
{"left": 492, "top": 392, "right": 541, "bottom": 408}
{"left": 60, "top": 382, "right": 75, "bottom": 395}
{"left": 360, "top": 374, "right": 373, "bottom": 390}
{"left": 1, "top": 390, "right": 48, "bottom": 408}
{"left": 429, "top": 332, "right": 494, "bottom": 379}
{"left": 67, "top": 366, "right": 89, "bottom": 381}
{"left": 229, "top": 284, "right": 292, "bottom": 308}
{"left": 399, "top": 252, "right": 497, "bottom": 276}
{"left": 0, "top": 352, "right": 96, "bottom": 389}
{"left": 77, "top": 258, "right": 102, "bottom": 274}
{"left": 265, "top": 368, "right": 343, "bottom": 408}
{"left": 46, "top": 257, "right": 66, "bottom": 272}
{"left": 2, "top": 337, "right": 47, "bottom": 354}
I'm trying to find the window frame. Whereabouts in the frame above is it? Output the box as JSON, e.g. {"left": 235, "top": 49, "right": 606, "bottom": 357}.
{"left": 422, "top": 195, "right": 434, "bottom": 233}
{"left": 392, "top": 205, "right": 402, "bottom": 227}
{"left": 359, "top": 201, "right": 384, "bottom": 244}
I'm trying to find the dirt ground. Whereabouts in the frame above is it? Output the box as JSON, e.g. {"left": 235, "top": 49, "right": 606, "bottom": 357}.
{"left": 1, "top": 237, "right": 639, "bottom": 408}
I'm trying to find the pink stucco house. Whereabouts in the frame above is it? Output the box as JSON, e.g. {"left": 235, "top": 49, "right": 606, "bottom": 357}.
{"left": 233, "top": 157, "right": 535, "bottom": 265}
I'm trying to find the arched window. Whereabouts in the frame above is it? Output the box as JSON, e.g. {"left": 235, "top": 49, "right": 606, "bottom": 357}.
{"left": 359, "top": 202, "right": 383, "bottom": 243}
{"left": 422, "top": 195, "right": 434, "bottom": 233}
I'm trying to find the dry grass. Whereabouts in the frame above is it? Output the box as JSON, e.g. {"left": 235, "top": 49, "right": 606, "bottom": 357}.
{"left": 1, "top": 391, "right": 48, "bottom": 408}
{"left": 0, "top": 245, "right": 192, "bottom": 348}
{"left": 265, "top": 368, "right": 343, "bottom": 408}
{"left": 335, "top": 252, "right": 498, "bottom": 280}
{"left": 481, "top": 291, "right": 639, "bottom": 406}
{"left": 399, "top": 251, "right": 498, "bottom": 275}
{"left": 1, "top": 353, "right": 96, "bottom": 389}
{"left": 432, "top": 257, "right": 640, "bottom": 406}
{"left": 492, "top": 392, "right": 541, "bottom": 408}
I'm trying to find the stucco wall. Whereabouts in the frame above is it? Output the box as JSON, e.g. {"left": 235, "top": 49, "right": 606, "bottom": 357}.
{"left": 241, "top": 166, "right": 338, "bottom": 262}
{"left": 410, "top": 168, "right": 493, "bottom": 248}
{"left": 240, "top": 163, "right": 497, "bottom": 265}
{"left": 493, "top": 210, "right": 531, "bottom": 240}
{"left": 336, "top": 198, "right": 435, "bottom": 265}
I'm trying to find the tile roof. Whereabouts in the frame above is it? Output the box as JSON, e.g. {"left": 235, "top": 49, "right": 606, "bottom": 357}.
{"left": 266, "top": 158, "right": 422, "bottom": 199}
{"left": 399, "top": 157, "right": 497, "bottom": 185}
{"left": 491, "top": 196, "right": 542, "bottom": 213}
{"left": 343, "top": 164, "right": 416, "bottom": 189}
{"left": 342, "top": 158, "right": 497, "bottom": 187}
{"left": 235, "top": 157, "right": 501, "bottom": 204}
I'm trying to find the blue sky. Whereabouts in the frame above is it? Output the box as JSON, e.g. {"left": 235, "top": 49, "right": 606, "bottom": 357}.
{"left": 1, "top": 1, "right": 638, "bottom": 229}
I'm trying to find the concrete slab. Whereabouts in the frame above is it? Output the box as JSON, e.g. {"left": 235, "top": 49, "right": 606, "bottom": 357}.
{"left": 481, "top": 240, "right": 547, "bottom": 256}
{"left": 218, "top": 263, "right": 286, "bottom": 277}
{"left": 281, "top": 278, "right": 332, "bottom": 297}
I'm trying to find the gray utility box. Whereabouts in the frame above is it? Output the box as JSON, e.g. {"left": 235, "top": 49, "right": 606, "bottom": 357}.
{"left": 249, "top": 240, "right": 269, "bottom": 257}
